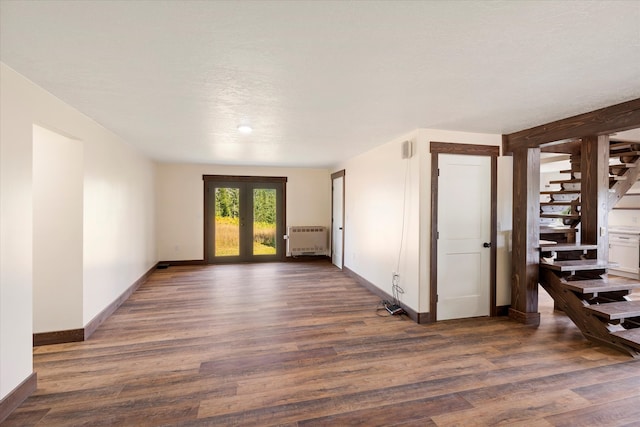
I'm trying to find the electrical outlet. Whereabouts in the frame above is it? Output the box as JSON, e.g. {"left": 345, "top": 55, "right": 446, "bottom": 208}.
{"left": 633, "top": 216, "right": 638, "bottom": 224}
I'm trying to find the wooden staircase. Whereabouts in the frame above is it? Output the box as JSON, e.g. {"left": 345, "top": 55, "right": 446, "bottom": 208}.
{"left": 540, "top": 140, "right": 640, "bottom": 242}
{"left": 540, "top": 148, "right": 581, "bottom": 244}
{"left": 538, "top": 139, "right": 640, "bottom": 357}
{"left": 540, "top": 244, "right": 640, "bottom": 357}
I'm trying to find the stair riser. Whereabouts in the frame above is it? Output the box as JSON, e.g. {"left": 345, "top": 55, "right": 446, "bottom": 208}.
{"left": 541, "top": 205, "right": 569, "bottom": 213}
{"left": 550, "top": 194, "right": 580, "bottom": 202}
{"left": 620, "top": 155, "right": 640, "bottom": 163}
{"left": 622, "top": 318, "right": 640, "bottom": 329}
{"left": 540, "top": 218, "right": 559, "bottom": 226}
{"left": 562, "top": 183, "right": 581, "bottom": 191}
{"left": 554, "top": 250, "right": 594, "bottom": 260}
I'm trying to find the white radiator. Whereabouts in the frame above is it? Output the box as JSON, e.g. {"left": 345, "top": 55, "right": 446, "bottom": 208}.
{"left": 287, "top": 226, "right": 328, "bottom": 256}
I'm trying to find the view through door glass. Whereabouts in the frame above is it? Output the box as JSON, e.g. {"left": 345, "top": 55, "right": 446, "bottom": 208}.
{"left": 252, "top": 188, "right": 277, "bottom": 256}
{"left": 204, "top": 176, "right": 285, "bottom": 263}
{"left": 214, "top": 186, "right": 240, "bottom": 256}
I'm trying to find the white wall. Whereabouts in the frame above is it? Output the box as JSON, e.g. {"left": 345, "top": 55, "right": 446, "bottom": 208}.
{"left": 156, "top": 163, "right": 330, "bottom": 261}
{"left": 609, "top": 182, "right": 640, "bottom": 227}
{"left": 0, "top": 64, "right": 34, "bottom": 399}
{"left": 82, "top": 127, "right": 156, "bottom": 325}
{"left": 0, "top": 63, "right": 156, "bottom": 399}
{"left": 609, "top": 210, "right": 640, "bottom": 227}
{"left": 336, "top": 131, "right": 421, "bottom": 311}
{"left": 33, "top": 125, "right": 84, "bottom": 333}
{"left": 335, "top": 129, "right": 511, "bottom": 314}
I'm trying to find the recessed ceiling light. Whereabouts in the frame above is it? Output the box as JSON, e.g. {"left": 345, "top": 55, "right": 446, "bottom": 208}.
{"left": 237, "top": 124, "right": 252, "bottom": 134}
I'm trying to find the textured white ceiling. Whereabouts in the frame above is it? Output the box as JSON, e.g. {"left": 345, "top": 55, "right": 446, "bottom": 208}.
{"left": 1, "top": 0, "right": 639, "bottom": 167}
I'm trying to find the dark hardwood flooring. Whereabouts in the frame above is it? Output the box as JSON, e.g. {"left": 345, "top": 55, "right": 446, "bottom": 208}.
{"left": 4, "top": 262, "right": 640, "bottom": 426}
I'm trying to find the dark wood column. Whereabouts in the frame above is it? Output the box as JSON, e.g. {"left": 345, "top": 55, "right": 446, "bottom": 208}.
{"left": 509, "top": 146, "right": 541, "bottom": 325}
{"left": 580, "top": 135, "right": 609, "bottom": 260}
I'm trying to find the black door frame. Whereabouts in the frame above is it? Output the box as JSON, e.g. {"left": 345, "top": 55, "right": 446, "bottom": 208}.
{"left": 203, "top": 175, "right": 287, "bottom": 263}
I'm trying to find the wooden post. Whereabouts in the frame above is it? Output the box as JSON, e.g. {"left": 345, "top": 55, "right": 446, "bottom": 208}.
{"left": 509, "top": 147, "right": 541, "bottom": 325}
{"left": 580, "top": 135, "right": 609, "bottom": 261}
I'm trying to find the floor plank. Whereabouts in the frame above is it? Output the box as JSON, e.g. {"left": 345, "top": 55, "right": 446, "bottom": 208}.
{"left": 4, "top": 262, "right": 640, "bottom": 426}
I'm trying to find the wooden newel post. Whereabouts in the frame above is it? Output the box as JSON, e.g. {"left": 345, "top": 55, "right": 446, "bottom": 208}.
{"left": 509, "top": 146, "right": 541, "bottom": 325}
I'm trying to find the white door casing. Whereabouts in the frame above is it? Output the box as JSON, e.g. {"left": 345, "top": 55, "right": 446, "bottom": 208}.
{"left": 437, "top": 154, "right": 491, "bottom": 320}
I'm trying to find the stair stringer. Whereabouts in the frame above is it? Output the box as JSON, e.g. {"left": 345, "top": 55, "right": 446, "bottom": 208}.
{"left": 539, "top": 267, "right": 640, "bottom": 358}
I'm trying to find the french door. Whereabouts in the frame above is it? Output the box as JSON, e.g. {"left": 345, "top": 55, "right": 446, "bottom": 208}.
{"left": 204, "top": 175, "right": 286, "bottom": 263}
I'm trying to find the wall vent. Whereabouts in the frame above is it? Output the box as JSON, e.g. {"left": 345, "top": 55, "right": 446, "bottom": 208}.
{"left": 287, "top": 226, "right": 328, "bottom": 256}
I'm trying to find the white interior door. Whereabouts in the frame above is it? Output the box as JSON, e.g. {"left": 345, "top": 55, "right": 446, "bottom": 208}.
{"left": 437, "top": 154, "right": 491, "bottom": 320}
{"left": 332, "top": 175, "right": 344, "bottom": 268}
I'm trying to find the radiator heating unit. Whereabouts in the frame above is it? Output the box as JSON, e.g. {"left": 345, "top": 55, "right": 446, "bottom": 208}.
{"left": 287, "top": 226, "right": 328, "bottom": 256}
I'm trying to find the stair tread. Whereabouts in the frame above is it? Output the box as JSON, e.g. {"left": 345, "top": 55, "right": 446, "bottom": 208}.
{"left": 540, "top": 213, "right": 581, "bottom": 219}
{"left": 549, "top": 179, "right": 580, "bottom": 184}
{"left": 540, "top": 202, "right": 581, "bottom": 206}
{"left": 585, "top": 301, "right": 640, "bottom": 320}
{"left": 540, "top": 226, "right": 575, "bottom": 231}
{"left": 612, "top": 328, "right": 640, "bottom": 346}
{"left": 540, "top": 190, "right": 581, "bottom": 195}
{"left": 610, "top": 164, "right": 636, "bottom": 169}
{"left": 541, "top": 259, "right": 609, "bottom": 272}
{"left": 611, "top": 138, "right": 639, "bottom": 144}
{"left": 610, "top": 150, "right": 640, "bottom": 157}
{"left": 610, "top": 143, "right": 634, "bottom": 150}
{"left": 539, "top": 243, "right": 597, "bottom": 251}
{"left": 562, "top": 276, "right": 640, "bottom": 293}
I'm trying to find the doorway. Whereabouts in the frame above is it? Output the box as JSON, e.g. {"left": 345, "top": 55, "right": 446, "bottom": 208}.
{"left": 204, "top": 175, "right": 286, "bottom": 263}
{"left": 331, "top": 170, "right": 345, "bottom": 269}
{"left": 33, "top": 125, "right": 83, "bottom": 334}
{"left": 430, "top": 142, "right": 498, "bottom": 321}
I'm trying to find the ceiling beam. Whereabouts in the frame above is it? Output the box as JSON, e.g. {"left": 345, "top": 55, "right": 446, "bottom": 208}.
{"left": 540, "top": 139, "right": 582, "bottom": 155}
{"left": 503, "top": 98, "right": 640, "bottom": 154}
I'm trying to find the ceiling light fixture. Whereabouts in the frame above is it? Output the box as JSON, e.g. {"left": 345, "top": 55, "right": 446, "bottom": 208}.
{"left": 237, "top": 124, "right": 252, "bottom": 134}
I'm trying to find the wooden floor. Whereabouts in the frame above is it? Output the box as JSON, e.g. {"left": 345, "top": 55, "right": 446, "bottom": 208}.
{"left": 5, "top": 262, "right": 640, "bottom": 426}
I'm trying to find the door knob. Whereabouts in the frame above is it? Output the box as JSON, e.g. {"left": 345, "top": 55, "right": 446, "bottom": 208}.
{"left": 483, "top": 242, "right": 492, "bottom": 248}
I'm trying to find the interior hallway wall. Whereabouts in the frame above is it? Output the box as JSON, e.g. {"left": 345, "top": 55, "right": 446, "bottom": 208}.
{"left": 334, "top": 131, "right": 421, "bottom": 312}
{"left": 0, "top": 63, "right": 156, "bottom": 399}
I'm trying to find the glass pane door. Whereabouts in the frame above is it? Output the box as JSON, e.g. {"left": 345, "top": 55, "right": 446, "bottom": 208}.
{"left": 214, "top": 187, "right": 240, "bottom": 257}
{"left": 253, "top": 188, "right": 277, "bottom": 256}
{"left": 204, "top": 176, "right": 285, "bottom": 263}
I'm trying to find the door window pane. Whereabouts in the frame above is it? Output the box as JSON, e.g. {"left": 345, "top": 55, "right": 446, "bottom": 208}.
{"left": 253, "top": 188, "right": 277, "bottom": 255}
{"left": 215, "top": 187, "right": 240, "bottom": 256}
